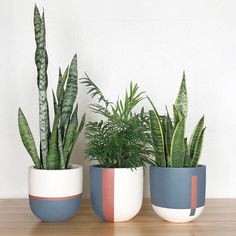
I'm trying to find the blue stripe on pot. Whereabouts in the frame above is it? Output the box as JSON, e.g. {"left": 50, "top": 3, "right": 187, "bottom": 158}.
{"left": 29, "top": 194, "right": 82, "bottom": 222}
{"left": 89, "top": 166, "right": 104, "bottom": 220}
{"left": 190, "top": 208, "right": 196, "bottom": 216}
{"left": 150, "top": 165, "right": 206, "bottom": 211}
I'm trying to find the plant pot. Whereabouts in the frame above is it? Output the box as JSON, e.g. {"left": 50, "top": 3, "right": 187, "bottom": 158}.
{"left": 28, "top": 164, "right": 83, "bottom": 222}
{"left": 90, "top": 165, "right": 143, "bottom": 222}
{"left": 150, "top": 165, "right": 206, "bottom": 223}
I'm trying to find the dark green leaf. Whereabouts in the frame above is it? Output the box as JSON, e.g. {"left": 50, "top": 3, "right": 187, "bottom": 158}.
{"left": 64, "top": 104, "right": 78, "bottom": 163}
{"left": 191, "top": 127, "right": 206, "bottom": 167}
{"left": 170, "top": 118, "right": 185, "bottom": 167}
{"left": 175, "top": 72, "right": 188, "bottom": 117}
{"left": 61, "top": 55, "right": 78, "bottom": 137}
{"left": 149, "top": 110, "right": 166, "bottom": 167}
{"left": 66, "top": 113, "right": 86, "bottom": 167}
{"left": 184, "top": 137, "right": 191, "bottom": 167}
{"left": 47, "top": 108, "right": 60, "bottom": 169}
{"left": 18, "top": 108, "right": 41, "bottom": 169}
{"left": 189, "top": 116, "right": 204, "bottom": 158}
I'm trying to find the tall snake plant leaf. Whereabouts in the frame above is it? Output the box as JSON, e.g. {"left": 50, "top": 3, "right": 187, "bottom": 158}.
{"left": 33, "top": 5, "right": 42, "bottom": 82}
{"left": 184, "top": 137, "right": 191, "bottom": 167}
{"left": 18, "top": 108, "right": 41, "bottom": 169}
{"left": 57, "top": 67, "right": 68, "bottom": 106}
{"left": 38, "top": 49, "right": 50, "bottom": 169}
{"left": 61, "top": 54, "right": 78, "bottom": 138}
{"left": 34, "top": 10, "right": 48, "bottom": 89}
{"left": 189, "top": 116, "right": 204, "bottom": 158}
{"left": 34, "top": 8, "right": 50, "bottom": 169}
{"left": 47, "top": 108, "right": 60, "bottom": 169}
{"left": 191, "top": 127, "right": 206, "bottom": 167}
{"left": 58, "top": 127, "right": 65, "bottom": 169}
{"left": 66, "top": 113, "right": 86, "bottom": 168}
{"left": 170, "top": 118, "right": 185, "bottom": 167}
{"left": 149, "top": 110, "right": 166, "bottom": 167}
{"left": 63, "top": 104, "right": 78, "bottom": 163}
{"left": 175, "top": 72, "right": 188, "bottom": 117}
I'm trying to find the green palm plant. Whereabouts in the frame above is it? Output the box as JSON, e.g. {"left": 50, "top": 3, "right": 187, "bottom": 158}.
{"left": 81, "top": 75, "right": 153, "bottom": 168}
{"left": 148, "top": 73, "right": 206, "bottom": 168}
{"left": 18, "top": 5, "right": 85, "bottom": 169}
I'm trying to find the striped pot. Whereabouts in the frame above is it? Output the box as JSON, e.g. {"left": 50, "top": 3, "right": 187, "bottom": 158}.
{"left": 150, "top": 165, "right": 206, "bottom": 223}
{"left": 90, "top": 165, "right": 143, "bottom": 222}
{"left": 28, "top": 164, "right": 83, "bottom": 222}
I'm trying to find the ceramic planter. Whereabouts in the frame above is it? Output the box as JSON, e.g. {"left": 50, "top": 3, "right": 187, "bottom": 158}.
{"left": 90, "top": 165, "right": 143, "bottom": 222}
{"left": 150, "top": 165, "right": 206, "bottom": 223}
{"left": 28, "top": 164, "right": 83, "bottom": 222}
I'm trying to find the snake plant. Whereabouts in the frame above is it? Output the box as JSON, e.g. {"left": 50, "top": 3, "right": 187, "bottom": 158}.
{"left": 148, "top": 73, "right": 206, "bottom": 168}
{"left": 18, "top": 5, "right": 85, "bottom": 169}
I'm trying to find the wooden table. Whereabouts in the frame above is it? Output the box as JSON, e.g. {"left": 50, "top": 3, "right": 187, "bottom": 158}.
{"left": 0, "top": 199, "right": 236, "bottom": 236}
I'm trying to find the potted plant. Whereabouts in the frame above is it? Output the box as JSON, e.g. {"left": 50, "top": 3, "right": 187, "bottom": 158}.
{"left": 81, "top": 76, "right": 152, "bottom": 222}
{"left": 148, "top": 73, "right": 206, "bottom": 223}
{"left": 18, "top": 5, "right": 85, "bottom": 222}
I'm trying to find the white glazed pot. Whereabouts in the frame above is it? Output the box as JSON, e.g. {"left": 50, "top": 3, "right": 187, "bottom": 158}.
{"left": 28, "top": 164, "right": 83, "bottom": 222}
{"left": 90, "top": 165, "right": 143, "bottom": 222}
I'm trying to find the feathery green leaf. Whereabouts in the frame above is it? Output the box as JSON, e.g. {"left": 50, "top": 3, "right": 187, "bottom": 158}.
{"left": 80, "top": 73, "right": 109, "bottom": 106}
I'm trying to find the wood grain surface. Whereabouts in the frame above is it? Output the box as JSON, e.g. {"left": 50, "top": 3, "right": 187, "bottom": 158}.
{"left": 0, "top": 199, "right": 236, "bottom": 236}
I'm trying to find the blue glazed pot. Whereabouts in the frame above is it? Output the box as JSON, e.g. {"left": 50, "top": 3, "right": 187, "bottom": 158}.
{"left": 150, "top": 165, "right": 206, "bottom": 223}
{"left": 28, "top": 164, "right": 83, "bottom": 222}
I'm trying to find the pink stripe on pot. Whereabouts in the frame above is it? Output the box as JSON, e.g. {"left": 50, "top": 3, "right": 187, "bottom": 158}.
{"left": 102, "top": 168, "right": 114, "bottom": 222}
{"left": 29, "top": 193, "right": 82, "bottom": 201}
{"left": 191, "top": 176, "right": 197, "bottom": 209}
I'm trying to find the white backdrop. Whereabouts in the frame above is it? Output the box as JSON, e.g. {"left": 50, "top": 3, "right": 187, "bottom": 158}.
{"left": 1, "top": 0, "right": 236, "bottom": 198}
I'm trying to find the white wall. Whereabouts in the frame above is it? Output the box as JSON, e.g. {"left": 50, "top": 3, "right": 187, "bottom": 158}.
{"left": 1, "top": 0, "right": 236, "bottom": 198}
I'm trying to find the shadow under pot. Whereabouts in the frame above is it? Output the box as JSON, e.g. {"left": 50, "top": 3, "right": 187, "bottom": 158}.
{"left": 90, "top": 165, "right": 143, "bottom": 222}
{"left": 28, "top": 164, "right": 83, "bottom": 222}
{"left": 150, "top": 165, "right": 206, "bottom": 223}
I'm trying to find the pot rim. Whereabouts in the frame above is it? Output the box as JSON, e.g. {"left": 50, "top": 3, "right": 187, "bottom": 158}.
{"left": 150, "top": 164, "right": 206, "bottom": 170}
{"left": 29, "top": 164, "right": 82, "bottom": 172}
{"left": 89, "top": 164, "right": 143, "bottom": 170}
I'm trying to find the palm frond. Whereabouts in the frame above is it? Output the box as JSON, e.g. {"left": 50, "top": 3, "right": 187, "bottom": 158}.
{"left": 80, "top": 73, "right": 110, "bottom": 107}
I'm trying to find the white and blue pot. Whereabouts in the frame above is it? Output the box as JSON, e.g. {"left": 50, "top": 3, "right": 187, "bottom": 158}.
{"left": 28, "top": 164, "right": 83, "bottom": 222}
{"left": 90, "top": 165, "right": 143, "bottom": 222}
{"left": 150, "top": 165, "right": 206, "bottom": 223}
